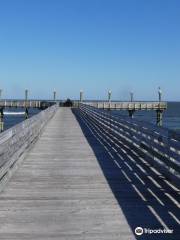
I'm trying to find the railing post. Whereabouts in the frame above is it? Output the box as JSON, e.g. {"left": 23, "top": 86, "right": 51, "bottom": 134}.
{"left": 158, "top": 87, "right": 162, "bottom": 102}
{"left": 25, "top": 107, "right": 29, "bottom": 119}
{"left": 80, "top": 90, "right": 83, "bottom": 102}
{"left": 25, "top": 89, "right": 28, "bottom": 103}
{"left": 157, "top": 87, "right": 163, "bottom": 126}
{"left": 25, "top": 89, "right": 29, "bottom": 119}
{"left": 108, "top": 90, "right": 112, "bottom": 103}
{"left": 53, "top": 90, "right": 56, "bottom": 101}
{"left": 130, "top": 92, "right": 134, "bottom": 102}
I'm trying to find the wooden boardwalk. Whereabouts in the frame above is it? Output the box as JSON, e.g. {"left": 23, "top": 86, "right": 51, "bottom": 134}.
{"left": 0, "top": 108, "right": 134, "bottom": 240}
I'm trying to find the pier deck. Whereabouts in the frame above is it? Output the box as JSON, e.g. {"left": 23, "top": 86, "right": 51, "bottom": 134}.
{"left": 0, "top": 108, "right": 134, "bottom": 240}
{"left": 0, "top": 107, "right": 179, "bottom": 240}
{"left": 81, "top": 101, "right": 167, "bottom": 110}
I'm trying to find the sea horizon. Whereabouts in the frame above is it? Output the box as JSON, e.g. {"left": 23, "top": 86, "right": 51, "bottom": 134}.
{"left": 1, "top": 101, "right": 180, "bottom": 132}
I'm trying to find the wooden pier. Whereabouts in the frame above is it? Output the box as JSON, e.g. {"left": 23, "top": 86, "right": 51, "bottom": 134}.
{"left": 81, "top": 101, "right": 167, "bottom": 110}
{"left": 0, "top": 105, "right": 179, "bottom": 239}
{"left": 0, "top": 100, "right": 55, "bottom": 109}
{"left": 81, "top": 101, "right": 167, "bottom": 126}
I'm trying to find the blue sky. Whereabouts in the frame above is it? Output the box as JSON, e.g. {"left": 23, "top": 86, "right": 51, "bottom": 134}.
{"left": 0, "top": 0, "right": 180, "bottom": 100}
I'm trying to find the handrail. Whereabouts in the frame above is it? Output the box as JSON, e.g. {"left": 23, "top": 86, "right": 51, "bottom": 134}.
{"left": 78, "top": 103, "right": 180, "bottom": 187}
{"left": 82, "top": 101, "right": 167, "bottom": 110}
{"left": 0, "top": 104, "right": 58, "bottom": 189}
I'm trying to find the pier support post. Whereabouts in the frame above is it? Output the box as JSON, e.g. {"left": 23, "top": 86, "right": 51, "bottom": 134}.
{"left": 80, "top": 90, "right": 83, "bottom": 102}
{"left": 25, "top": 89, "right": 28, "bottom": 103}
{"left": 25, "top": 89, "right": 29, "bottom": 119}
{"left": 0, "top": 108, "right": 4, "bottom": 132}
{"left": 25, "top": 108, "right": 29, "bottom": 119}
{"left": 128, "top": 110, "right": 135, "bottom": 118}
{"left": 130, "top": 92, "right": 134, "bottom": 102}
{"left": 156, "top": 110, "right": 163, "bottom": 127}
{"left": 53, "top": 91, "right": 56, "bottom": 101}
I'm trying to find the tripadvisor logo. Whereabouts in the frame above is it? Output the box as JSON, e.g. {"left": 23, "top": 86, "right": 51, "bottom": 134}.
{"left": 135, "top": 227, "right": 143, "bottom": 236}
{"left": 135, "top": 226, "right": 173, "bottom": 236}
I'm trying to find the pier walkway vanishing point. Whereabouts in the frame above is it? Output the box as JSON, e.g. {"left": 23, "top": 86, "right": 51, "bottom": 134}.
{"left": 0, "top": 106, "right": 179, "bottom": 240}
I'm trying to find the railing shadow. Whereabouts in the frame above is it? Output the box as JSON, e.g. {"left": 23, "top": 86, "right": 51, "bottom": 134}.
{"left": 72, "top": 108, "right": 180, "bottom": 240}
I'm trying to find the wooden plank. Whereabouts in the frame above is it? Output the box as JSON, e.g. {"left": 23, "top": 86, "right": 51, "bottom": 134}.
{"left": 75, "top": 108, "right": 180, "bottom": 235}
{"left": 0, "top": 108, "right": 134, "bottom": 240}
{"left": 83, "top": 101, "right": 167, "bottom": 110}
{"left": 0, "top": 105, "right": 57, "bottom": 182}
{"left": 79, "top": 105, "right": 180, "bottom": 183}
{"left": 0, "top": 100, "right": 53, "bottom": 108}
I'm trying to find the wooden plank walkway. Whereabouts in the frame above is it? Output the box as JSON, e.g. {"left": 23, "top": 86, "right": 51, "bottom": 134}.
{"left": 0, "top": 108, "right": 134, "bottom": 240}
{"left": 74, "top": 107, "right": 180, "bottom": 240}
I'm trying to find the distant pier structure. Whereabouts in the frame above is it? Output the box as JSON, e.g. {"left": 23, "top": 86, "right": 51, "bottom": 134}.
{"left": 0, "top": 99, "right": 55, "bottom": 109}
{"left": 0, "top": 99, "right": 56, "bottom": 131}
{"left": 0, "top": 99, "right": 166, "bottom": 127}
{"left": 77, "top": 89, "right": 167, "bottom": 127}
{"left": 0, "top": 98, "right": 167, "bottom": 128}
{"left": 0, "top": 87, "right": 167, "bottom": 132}
{"left": 80, "top": 101, "right": 167, "bottom": 126}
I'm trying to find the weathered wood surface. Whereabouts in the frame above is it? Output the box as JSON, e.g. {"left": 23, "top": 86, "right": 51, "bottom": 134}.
{"left": 0, "top": 100, "right": 41, "bottom": 108}
{"left": 0, "top": 108, "right": 135, "bottom": 240}
{"left": 74, "top": 106, "right": 180, "bottom": 239}
{"left": 79, "top": 104, "right": 180, "bottom": 187}
{"left": 0, "top": 105, "right": 58, "bottom": 192}
{"left": 81, "top": 101, "right": 167, "bottom": 110}
{"left": 0, "top": 100, "right": 55, "bottom": 109}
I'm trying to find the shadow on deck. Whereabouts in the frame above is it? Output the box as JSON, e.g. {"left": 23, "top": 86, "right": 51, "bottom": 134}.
{"left": 72, "top": 108, "right": 180, "bottom": 240}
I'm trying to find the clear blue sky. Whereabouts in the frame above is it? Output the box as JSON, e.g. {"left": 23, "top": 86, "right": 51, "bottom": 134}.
{"left": 0, "top": 0, "right": 180, "bottom": 100}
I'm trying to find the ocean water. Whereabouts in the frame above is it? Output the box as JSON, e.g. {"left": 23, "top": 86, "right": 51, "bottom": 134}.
{"left": 3, "top": 102, "right": 180, "bottom": 132}
{"left": 3, "top": 108, "right": 41, "bottom": 130}
{"left": 111, "top": 102, "right": 180, "bottom": 131}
